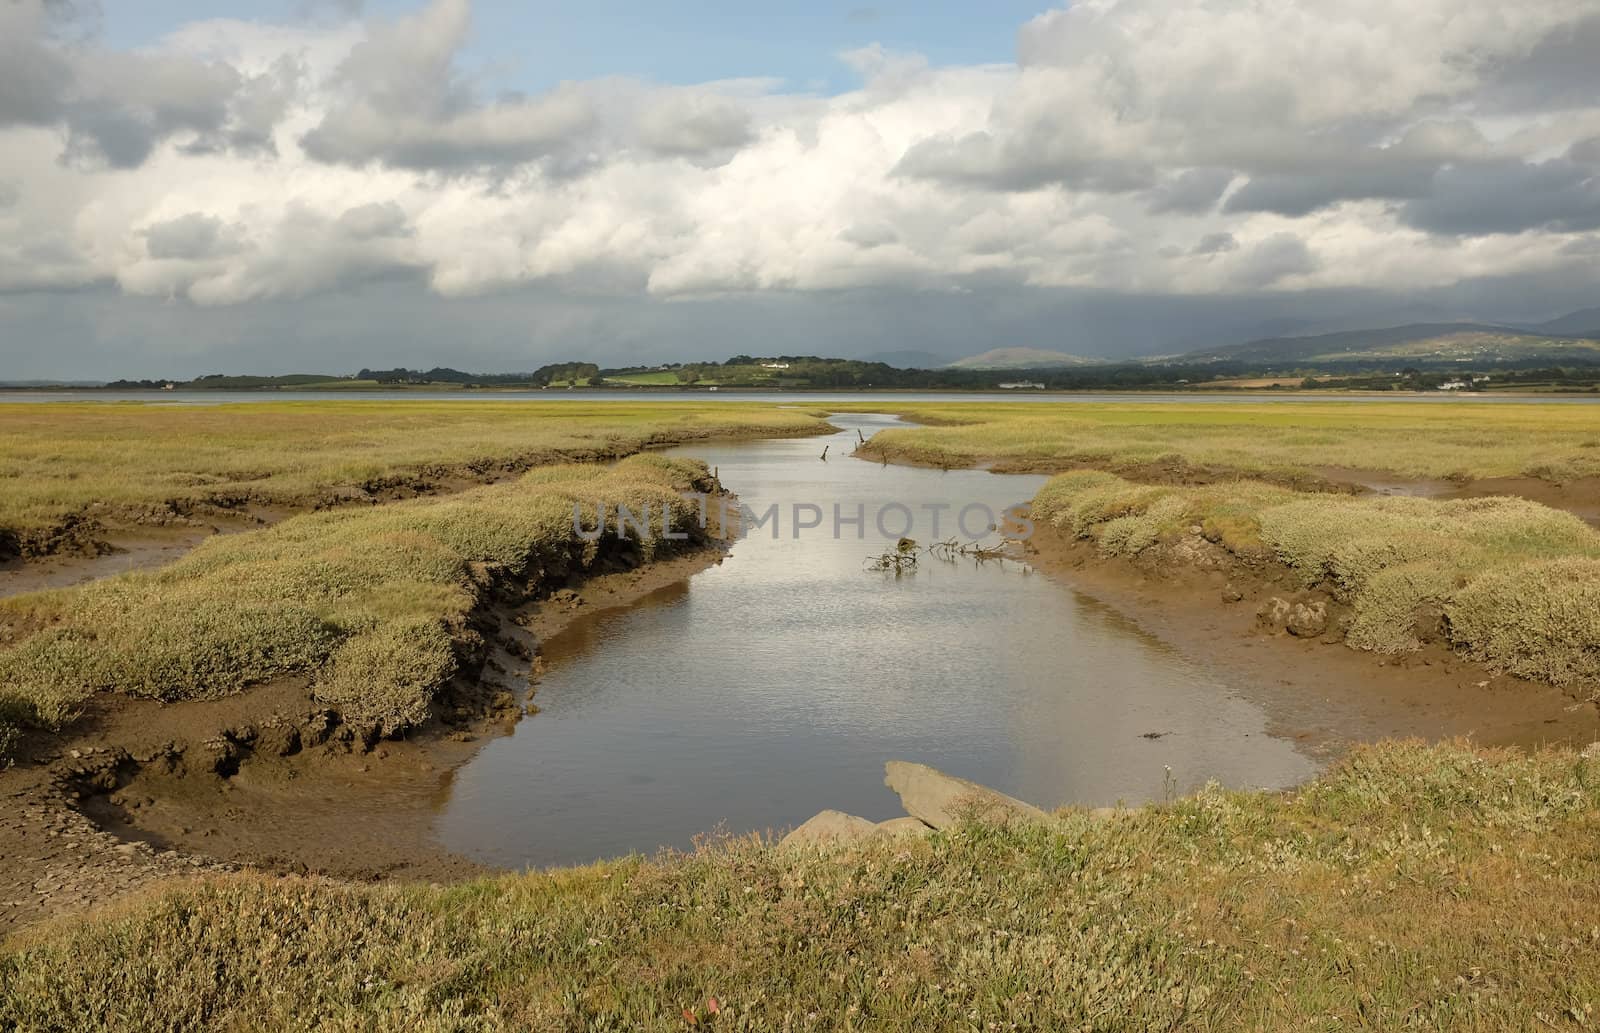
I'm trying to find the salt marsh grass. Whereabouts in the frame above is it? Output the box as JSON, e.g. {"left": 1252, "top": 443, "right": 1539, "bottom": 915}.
{"left": 0, "top": 400, "right": 823, "bottom": 553}
{"left": 5, "top": 740, "right": 1599, "bottom": 1031}
{"left": 0, "top": 455, "right": 714, "bottom": 733}
{"left": 1034, "top": 470, "right": 1600, "bottom": 683}
{"left": 858, "top": 401, "right": 1600, "bottom": 481}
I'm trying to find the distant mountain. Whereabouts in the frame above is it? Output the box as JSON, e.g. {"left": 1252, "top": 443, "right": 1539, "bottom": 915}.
{"left": 1531, "top": 307, "right": 1600, "bottom": 338}
{"left": 1174, "top": 323, "right": 1600, "bottom": 365}
{"left": 947, "top": 347, "right": 1099, "bottom": 369}
{"left": 864, "top": 349, "right": 952, "bottom": 370}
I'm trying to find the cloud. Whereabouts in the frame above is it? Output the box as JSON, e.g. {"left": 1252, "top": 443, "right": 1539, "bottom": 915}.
{"left": 2, "top": 0, "right": 1600, "bottom": 378}
{"left": 1148, "top": 169, "right": 1234, "bottom": 215}
{"left": 1234, "top": 233, "right": 1318, "bottom": 287}
{"left": 0, "top": 2, "right": 297, "bottom": 170}
{"left": 1191, "top": 232, "right": 1238, "bottom": 256}
{"left": 1401, "top": 159, "right": 1600, "bottom": 235}
{"left": 143, "top": 213, "right": 245, "bottom": 260}
{"left": 634, "top": 91, "right": 754, "bottom": 164}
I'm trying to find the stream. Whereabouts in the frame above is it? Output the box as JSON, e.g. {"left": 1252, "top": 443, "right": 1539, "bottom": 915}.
{"left": 436, "top": 414, "right": 1317, "bottom": 867}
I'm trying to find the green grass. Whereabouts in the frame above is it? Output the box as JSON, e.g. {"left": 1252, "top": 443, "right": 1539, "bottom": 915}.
{"left": 853, "top": 401, "right": 1600, "bottom": 481}
{"left": 603, "top": 371, "right": 683, "bottom": 386}
{"left": 5, "top": 740, "right": 1600, "bottom": 1030}
{"left": 1033, "top": 470, "right": 1600, "bottom": 682}
{"left": 0, "top": 401, "right": 825, "bottom": 555}
{"left": 0, "top": 455, "right": 715, "bottom": 733}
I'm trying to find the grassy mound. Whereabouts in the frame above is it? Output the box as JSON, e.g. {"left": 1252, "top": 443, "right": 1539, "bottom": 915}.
{"left": 4, "top": 741, "right": 1599, "bottom": 1030}
{"left": 854, "top": 401, "right": 1600, "bottom": 482}
{"left": 1033, "top": 471, "right": 1600, "bottom": 683}
{"left": 0, "top": 400, "right": 823, "bottom": 556}
{"left": 0, "top": 455, "right": 715, "bottom": 733}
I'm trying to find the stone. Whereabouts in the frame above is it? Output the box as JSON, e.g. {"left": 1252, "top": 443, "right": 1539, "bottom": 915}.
{"left": 1220, "top": 583, "right": 1244, "bottom": 603}
{"left": 883, "top": 761, "right": 1048, "bottom": 829}
{"left": 1286, "top": 601, "right": 1329, "bottom": 638}
{"left": 778, "top": 810, "right": 879, "bottom": 848}
{"left": 1255, "top": 596, "right": 1292, "bottom": 630}
{"left": 256, "top": 722, "right": 301, "bottom": 758}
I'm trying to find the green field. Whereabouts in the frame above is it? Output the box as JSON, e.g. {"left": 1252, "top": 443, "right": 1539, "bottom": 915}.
{"left": 601, "top": 370, "right": 683, "bottom": 386}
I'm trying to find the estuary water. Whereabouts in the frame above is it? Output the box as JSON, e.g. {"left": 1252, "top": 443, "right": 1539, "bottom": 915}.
{"left": 435, "top": 414, "right": 1316, "bottom": 867}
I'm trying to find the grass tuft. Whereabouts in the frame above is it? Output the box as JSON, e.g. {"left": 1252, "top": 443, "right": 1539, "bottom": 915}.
{"left": 1034, "top": 471, "right": 1600, "bottom": 681}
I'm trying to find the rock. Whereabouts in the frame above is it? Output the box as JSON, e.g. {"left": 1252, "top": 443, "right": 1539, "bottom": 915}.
{"left": 1411, "top": 604, "right": 1447, "bottom": 645}
{"left": 256, "top": 722, "right": 301, "bottom": 758}
{"left": 874, "top": 816, "right": 933, "bottom": 838}
{"left": 779, "top": 810, "right": 879, "bottom": 848}
{"left": 1255, "top": 596, "right": 1293, "bottom": 630}
{"left": 1220, "top": 583, "right": 1244, "bottom": 603}
{"left": 883, "top": 761, "right": 1047, "bottom": 829}
{"left": 1285, "top": 601, "right": 1328, "bottom": 638}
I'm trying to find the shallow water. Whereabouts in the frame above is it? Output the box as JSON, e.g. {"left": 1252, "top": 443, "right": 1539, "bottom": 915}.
{"left": 436, "top": 414, "right": 1317, "bottom": 868}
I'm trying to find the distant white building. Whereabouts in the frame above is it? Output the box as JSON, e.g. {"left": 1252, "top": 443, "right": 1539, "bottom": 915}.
{"left": 761, "top": 362, "right": 790, "bottom": 370}
{"left": 1438, "top": 380, "right": 1469, "bottom": 390}
{"left": 998, "top": 381, "right": 1045, "bottom": 390}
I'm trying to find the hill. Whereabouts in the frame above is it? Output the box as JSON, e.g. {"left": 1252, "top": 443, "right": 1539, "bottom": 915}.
{"left": 1532, "top": 307, "right": 1600, "bottom": 338}
{"left": 1175, "top": 323, "right": 1600, "bottom": 366}
{"left": 947, "top": 347, "right": 1098, "bottom": 369}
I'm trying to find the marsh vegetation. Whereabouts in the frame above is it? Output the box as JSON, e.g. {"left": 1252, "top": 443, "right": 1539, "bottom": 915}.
{"left": 0, "top": 455, "right": 717, "bottom": 736}
{"left": 0, "top": 401, "right": 823, "bottom": 558}
{"left": 6, "top": 741, "right": 1600, "bottom": 1031}
{"left": 3, "top": 398, "right": 1600, "bottom": 1030}
{"left": 856, "top": 400, "right": 1600, "bottom": 482}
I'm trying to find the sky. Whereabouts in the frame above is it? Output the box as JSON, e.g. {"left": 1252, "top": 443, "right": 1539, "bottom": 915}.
{"left": 2, "top": 0, "right": 1599, "bottom": 379}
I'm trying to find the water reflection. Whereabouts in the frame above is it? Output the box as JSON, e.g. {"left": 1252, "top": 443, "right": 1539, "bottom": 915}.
{"left": 436, "top": 414, "right": 1316, "bottom": 868}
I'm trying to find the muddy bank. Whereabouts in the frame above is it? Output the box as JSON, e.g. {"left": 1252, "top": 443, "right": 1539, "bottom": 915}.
{"left": 0, "top": 530, "right": 735, "bottom": 940}
{"left": 1019, "top": 525, "right": 1600, "bottom": 761}
{"left": 0, "top": 524, "right": 263, "bottom": 601}
{"left": 1315, "top": 466, "right": 1600, "bottom": 525}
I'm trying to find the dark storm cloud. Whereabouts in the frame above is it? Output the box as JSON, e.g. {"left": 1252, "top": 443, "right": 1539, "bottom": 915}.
{"left": 1483, "top": 13, "right": 1600, "bottom": 111}
{"left": 1223, "top": 166, "right": 1437, "bottom": 217}
{"left": 1400, "top": 159, "right": 1600, "bottom": 236}
{"left": 1234, "top": 233, "right": 1317, "bottom": 287}
{"left": 10, "top": 269, "right": 1600, "bottom": 383}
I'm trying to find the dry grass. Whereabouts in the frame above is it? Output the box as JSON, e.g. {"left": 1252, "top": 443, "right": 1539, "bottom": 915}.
{"left": 853, "top": 400, "right": 1600, "bottom": 481}
{"left": 0, "top": 400, "right": 824, "bottom": 554}
{"left": 4, "top": 741, "right": 1600, "bottom": 1030}
{"left": 0, "top": 455, "right": 715, "bottom": 733}
{"left": 1033, "top": 470, "right": 1600, "bottom": 683}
